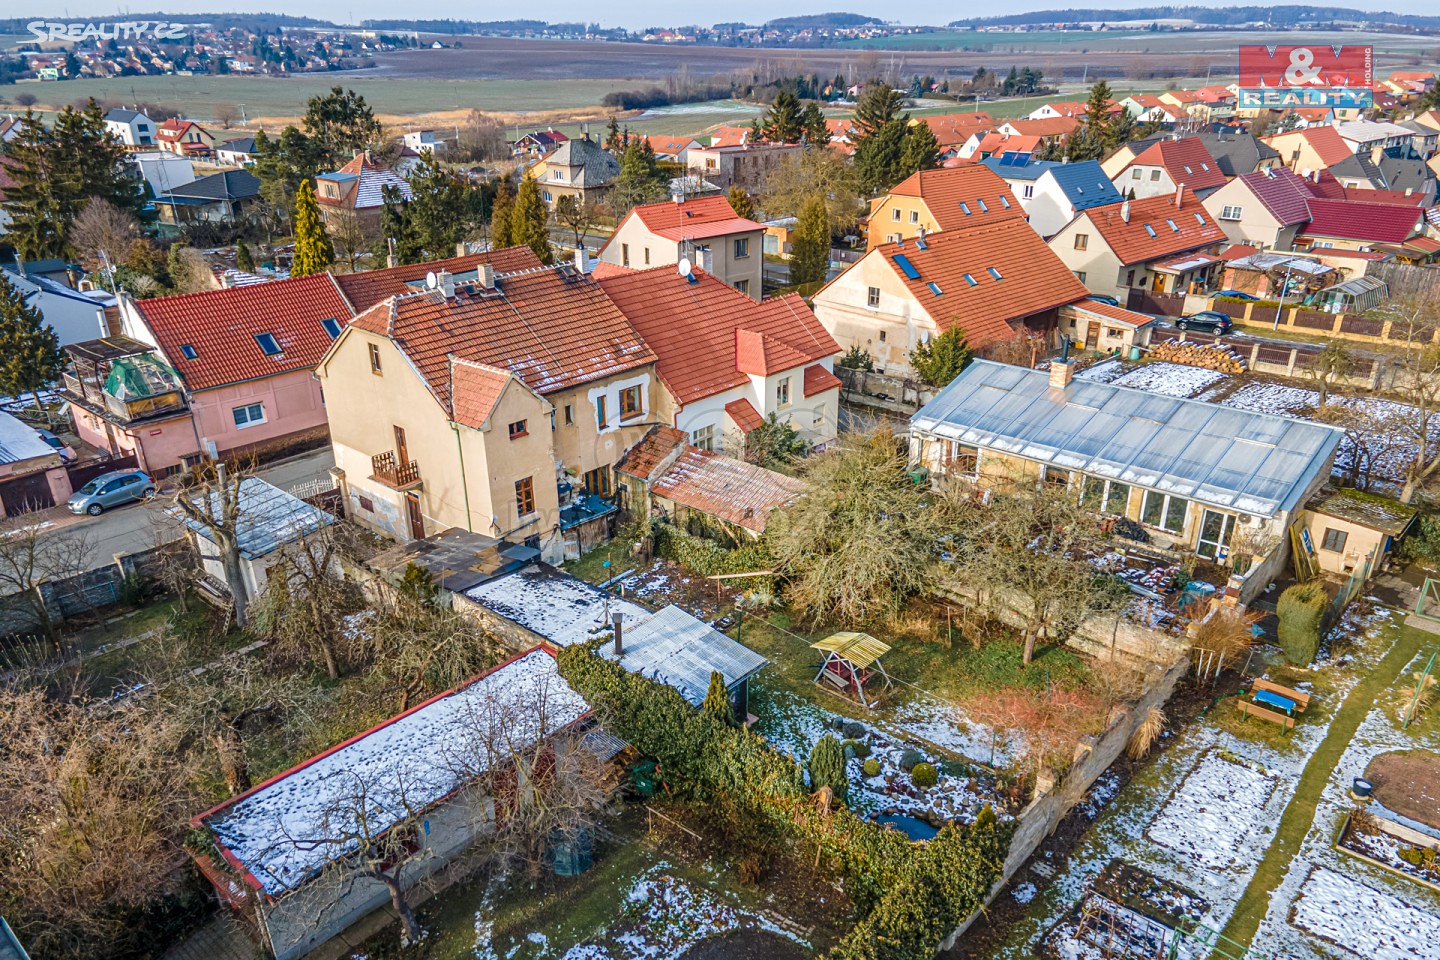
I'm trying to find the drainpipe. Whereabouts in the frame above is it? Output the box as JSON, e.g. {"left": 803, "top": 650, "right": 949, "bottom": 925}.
{"left": 449, "top": 421, "right": 474, "bottom": 532}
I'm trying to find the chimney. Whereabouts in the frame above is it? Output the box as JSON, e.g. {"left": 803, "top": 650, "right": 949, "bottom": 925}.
{"left": 1121, "top": 200, "right": 1131, "bottom": 223}
{"left": 1174, "top": 183, "right": 1186, "bottom": 208}
{"left": 695, "top": 246, "right": 714, "bottom": 274}
{"left": 612, "top": 612, "right": 623, "bottom": 656}
{"left": 1049, "top": 356, "right": 1076, "bottom": 389}
{"left": 455, "top": 241, "right": 468, "bottom": 257}
{"left": 574, "top": 247, "right": 590, "bottom": 274}
{"left": 477, "top": 263, "right": 495, "bottom": 290}
{"left": 673, "top": 191, "right": 685, "bottom": 204}
{"left": 436, "top": 269, "right": 455, "bottom": 298}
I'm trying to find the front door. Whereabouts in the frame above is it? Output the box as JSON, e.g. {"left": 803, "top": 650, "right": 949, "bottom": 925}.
{"left": 1197, "top": 509, "right": 1234, "bottom": 560}
{"left": 405, "top": 492, "right": 425, "bottom": 541}
{"left": 1084, "top": 321, "right": 1100, "bottom": 351}
{"left": 394, "top": 425, "right": 409, "bottom": 465}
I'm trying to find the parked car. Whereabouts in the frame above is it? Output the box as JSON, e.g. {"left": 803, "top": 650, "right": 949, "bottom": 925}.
{"left": 1214, "top": 290, "right": 1258, "bottom": 301}
{"left": 1086, "top": 294, "right": 1120, "bottom": 306}
{"left": 1175, "top": 311, "right": 1234, "bottom": 334}
{"left": 36, "top": 428, "right": 76, "bottom": 463}
{"left": 66, "top": 470, "right": 156, "bottom": 516}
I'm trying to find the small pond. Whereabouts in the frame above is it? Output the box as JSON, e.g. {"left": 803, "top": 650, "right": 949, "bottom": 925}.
{"left": 877, "top": 814, "right": 939, "bottom": 842}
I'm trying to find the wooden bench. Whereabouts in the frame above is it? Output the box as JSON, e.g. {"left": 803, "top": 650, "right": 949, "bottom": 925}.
{"left": 1252, "top": 678, "right": 1311, "bottom": 712}
{"left": 1238, "top": 699, "right": 1296, "bottom": 731}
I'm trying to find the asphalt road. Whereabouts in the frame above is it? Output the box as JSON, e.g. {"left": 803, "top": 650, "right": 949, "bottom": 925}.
{"left": 41, "top": 447, "right": 336, "bottom": 571}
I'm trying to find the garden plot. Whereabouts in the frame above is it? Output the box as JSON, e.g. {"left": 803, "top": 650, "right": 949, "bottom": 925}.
{"left": 1077, "top": 360, "right": 1228, "bottom": 397}
{"left": 888, "top": 698, "right": 1025, "bottom": 768}
{"left": 1290, "top": 866, "right": 1440, "bottom": 960}
{"left": 1146, "top": 751, "right": 1280, "bottom": 872}
{"left": 617, "top": 561, "right": 742, "bottom": 625}
{"left": 1040, "top": 860, "right": 1209, "bottom": 960}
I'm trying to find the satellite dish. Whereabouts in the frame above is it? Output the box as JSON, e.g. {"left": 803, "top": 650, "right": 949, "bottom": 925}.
{"left": 677, "top": 257, "right": 692, "bottom": 278}
{"left": 425, "top": 271, "right": 438, "bottom": 289}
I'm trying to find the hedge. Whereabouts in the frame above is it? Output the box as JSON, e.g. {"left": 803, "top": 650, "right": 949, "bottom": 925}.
{"left": 1277, "top": 581, "right": 1327, "bottom": 665}
{"left": 653, "top": 522, "right": 772, "bottom": 578}
{"left": 556, "top": 643, "right": 1012, "bottom": 957}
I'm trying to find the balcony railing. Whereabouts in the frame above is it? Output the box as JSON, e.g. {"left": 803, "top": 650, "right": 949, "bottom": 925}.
{"left": 371, "top": 450, "right": 421, "bottom": 488}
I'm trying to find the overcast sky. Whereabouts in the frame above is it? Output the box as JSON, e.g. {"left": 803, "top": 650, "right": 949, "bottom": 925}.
{"left": 30, "top": 2, "right": 1439, "bottom": 30}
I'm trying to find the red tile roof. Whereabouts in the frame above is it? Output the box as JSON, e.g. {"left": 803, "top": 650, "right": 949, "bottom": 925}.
{"left": 708, "top": 125, "right": 753, "bottom": 147}
{"left": 970, "top": 132, "right": 1042, "bottom": 157}
{"left": 724, "top": 398, "right": 764, "bottom": 433}
{"left": 1237, "top": 169, "right": 1313, "bottom": 225}
{"left": 916, "top": 112, "right": 995, "bottom": 146}
{"left": 1002, "top": 117, "right": 1080, "bottom": 139}
{"left": 734, "top": 329, "right": 813, "bottom": 376}
{"left": 135, "top": 273, "right": 352, "bottom": 392}
{"left": 449, "top": 359, "right": 517, "bottom": 430}
{"left": 636, "top": 135, "right": 698, "bottom": 157}
{"left": 348, "top": 264, "right": 655, "bottom": 410}
{"left": 616, "top": 425, "right": 689, "bottom": 480}
{"left": 1298, "top": 198, "right": 1424, "bottom": 243}
{"left": 1342, "top": 187, "right": 1428, "bottom": 206}
{"left": 588, "top": 262, "right": 633, "bottom": 280}
{"left": 1082, "top": 192, "right": 1228, "bottom": 266}
{"left": 886, "top": 164, "right": 1025, "bottom": 232}
{"left": 1063, "top": 300, "right": 1154, "bottom": 329}
{"left": 803, "top": 364, "right": 843, "bottom": 397}
{"left": 621, "top": 195, "right": 764, "bottom": 243}
{"left": 596, "top": 267, "right": 837, "bottom": 407}
{"left": 649, "top": 447, "right": 804, "bottom": 534}
{"left": 867, "top": 219, "right": 1088, "bottom": 347}
{"left": 333, "top": 248, "right": 543, "bottom": 313}
{"left": 1266, "top": 126, "right": 1353, "bottom": 168}
{"left": 1129, "top": 138, "right": 1227, "bottom": 192}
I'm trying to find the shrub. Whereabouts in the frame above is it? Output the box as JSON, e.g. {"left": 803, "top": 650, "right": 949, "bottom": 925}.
{"left": 862, "top": 758, "right": 881, "bottom": 777}
{"left": 898, "top": 749, "right": 924, "bottom": 772}
{"left": 653, "top": 523, "right": 771, "bottom": 578}
{"left": 1277, "top": 581, "right": 1327, "bottom": 665}
{"left": 911, "top": 762, "right": 938, "bottom": 788}
{"left": 737, "top": 854, "right": 764, "bottom": 884}
{"left": 842, "top": 721, "right": 866, "bottom": 739}
{"left": 809, "top": 734, "right": 849, "bottom": 803}
{"left": 850, "top": 740, "right": 871, "bottom": 759}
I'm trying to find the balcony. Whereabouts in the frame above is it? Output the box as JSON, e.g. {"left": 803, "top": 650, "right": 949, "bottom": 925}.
{"left": 371, "top": 450, "right": 421, "bottom": 489}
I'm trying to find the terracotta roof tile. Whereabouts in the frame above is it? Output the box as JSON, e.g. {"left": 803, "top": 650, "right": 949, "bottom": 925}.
{"left": 803, "top": 364, "right": 843, "bottom": 397}
{"left": 734, "top": 329, "right": 813, "bottom": 376}
{"left": 916, "top": 112, "right": 994, "bottom": 145}
{"left": 1298, "top": 198, "right": 1424, "bottom": 243}
{"left": 135, "top": 273, "right": 351, "bottom": 391}
{"left": 886, "top": 165, "right": 1025, "bottom": 232}
{"left": 625, "top": 195, "right": 765, "bottom": 242}
{"left": 1129, "top": 138, "right": 1227, "bottom": 192}
{"left": 650, "top": 448, "right": 804, "bottom": 534}
{"left": 971, "top": 132, "right": 1042, "bottom": 157}
{"left": 596, "top": 267, "right": 837, "bottom": 407}
{"left": 1081, "top": 192, "right": 1228, "bottom": 266}
{"left": 1063, "top": 300, "right": 1154, "bottom": 329}
{"left": 333, "top": 248, "right": 543, "bottom": 313}
{"left": 349, "top": 265, "right": 655, "bottom": 411}
{"left": 1268, "top": 126, "right": 1354, "bottom": 168}
{"left": 724, "top": 398, "right": 764, "bottom": 433}
{"left": 616, "top": 425, "right": 689, "bottom": 480}
{"left": 1002, "top": 117, "right": 1080, "bottom": 138}
{"left": 1237, "top": 169, "right": 1313, "bottom": 225}
{"left": 449, "top": 359, "right": 515, "bottom": 430}
{"left": 867, "top": 219, "right": 1088, "bottom": 347}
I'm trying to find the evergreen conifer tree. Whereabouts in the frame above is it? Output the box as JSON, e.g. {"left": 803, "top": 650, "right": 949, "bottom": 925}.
{"left": 289, "top": 180, "right": 334, "bottom": 277}
{"left": 513, "top": 173, "right": 554, "bottom": 265}
{"left": 0, "top": 274, "right": 64, "bottom": 413}
{"left": 790, "top": 194, "right": 831, "bottom": 286}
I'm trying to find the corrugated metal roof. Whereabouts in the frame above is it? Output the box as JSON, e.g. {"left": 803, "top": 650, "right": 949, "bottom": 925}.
{"left": 174, "top": 477, "right": 337, "bottom": 560}
{"left": 602, "top": 604, "right": 767, "bottom": 705}
{"left": 911, "top": 360, "right": 1343, "bottom": 517}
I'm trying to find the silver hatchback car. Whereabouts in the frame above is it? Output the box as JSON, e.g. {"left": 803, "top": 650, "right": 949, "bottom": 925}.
{"left": 67, "top": 470, "right": 156, "bottom": 516}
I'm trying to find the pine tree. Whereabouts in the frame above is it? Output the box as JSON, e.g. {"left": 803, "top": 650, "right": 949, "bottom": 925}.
{"left": 609, "top": 140, "right": 667, "bottom": 218}
{"left": 379, "top": 184, "right": 415, "bottom": 264}
{"left": 855, "top": 118, "right": 910, "bottom": 193}
{"left": 726, "top": 186, "right": 755, "bottom": 220}
{"left": 404, "top": 153, "right": 486, "bottom": 261}
{"left": 701, "top": 670, "right": 735, "bottom": 727}
{"left": 801, "top": 102, "right": 829, "bottom": 147}
{"left": 235, "top": 240, "right": 255, "bottom": 273}
{"left": 490, "top": 176, "right": 516, "bottom": 248}
{"left": 898, "top": 121, "right": 941, "bottom": 179}
{"left": 790, "top": 194, "right": 830, "bottom": 287}
{"left": 808, "top": 734, "right": 847, "bottom": 802}
{"left": 604, "top": 116, "right": 623, "bottom": 153}
{"left": 763, "top": 90, "right": 805, "bottom": 143}
{"left": 1081, "top": 80, "right": 1115, "bottom": 153}
{"left": 853, "top": 83, "right": 904, "bottom": 137}
{"left": 0, "top": 111, "right": 65, "bottom": 261}
{"left": 908, "top": 327, "right": 974, "bottom": 388}
{"left": 289, "top": 179, "right": 333, "bottom": 277}
{"left": 513, "top": 173, "right": 554, "bottom": 265}
{"left": 0, "top": 274, "right": 63, "bottom": 413}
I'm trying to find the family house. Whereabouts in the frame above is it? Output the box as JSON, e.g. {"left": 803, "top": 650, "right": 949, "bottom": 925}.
{"left": 532, "top": 137, "right": 620, "bottom": 209}
{"left": 131, "top": 150, "right": 196, "bottom": 197}
{"left": 0, "top": 264, "right": 116, "bottom": 345}
{"left": 62, "top": 336, "right": 193, "bottom": 476}
{"left": 910, "top": 360, "right": 1344, "bottom": 601}
{"left": 512, "top": 128, "right": 568, "bottom": 158}
{"left": 1264, "top": 126, "right": 1354, "bottom": 177}
{"left": 598, "top": 195, "right": 765, "bottom": 298}
{"left": 152, "top": 170, "right": 262, "bottom": 226}
{"left": 979, "top": 154, "right": 1122, "bottom": 238}
{"left": 684, "top": 142, "right": 800, "bottom": 193}
{"left": 102, "top": 108, "right": 154, "bottom": 147}
{"left": 864, "top": 164, "right": 1023, "bottom": 250}
{"left": 190, "top": 648, "right": 591, "bottom": 960}
{"left": 1118, "top": 95, "right": 1183, "bottom": 123}
{"left": 1109, "top": 137, "right": 1227, "bottom": 201}
{"left": 814, "top": 219, "right": 1088, "bottom": 377}
{"left": 1293, "top": 198, "right": 1428, "bottom": 253}
{"left": 1193, "top": 131, "right": 1282, "bottom": 178}
{"left": 317, "top": 259, "right": 657, "bottom": 559}
{"left": 0, "top": 412, "right": 72, "bottom": 517}
{"left": 1047, "top": 192, "right": 1228, "bottom": 299}
{"left": 315, "top": 154, "right": 413, "bottom": 237}
{"left": 596, "top": 267, "right": 841, "bottom": 454}
{"left": 1201, "top": 168, "right": 1314, "bottom": 250}
{"left": 216, "top": 137, "right": 257, "bottom": 166}
{"left": 155, "top": 117, "right": 216, "bottom": 158}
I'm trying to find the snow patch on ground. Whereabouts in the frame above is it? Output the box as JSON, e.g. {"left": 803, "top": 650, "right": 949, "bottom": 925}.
{"left": 1146, "top": 752, "right": 1279, "bottom": 872}
{"left": 1078, "top": 361, "right": 1228, "bottom": 398}
{"left": 1291, "top": 866, "right": 1440, "bottom": 960}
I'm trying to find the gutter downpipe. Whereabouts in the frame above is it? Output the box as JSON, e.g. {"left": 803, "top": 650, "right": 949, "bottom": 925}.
{"left": 449, "top": 421, "right": 474, "bottom": 532}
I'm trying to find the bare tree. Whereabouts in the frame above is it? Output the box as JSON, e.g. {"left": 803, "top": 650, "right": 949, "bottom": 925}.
{"left": 0, "top": 518, "right": 91, "bottom": 652}
{"left": 70, "top": 200, "right": 140, "bottom": 276}
{"left": 761, "top": 147, "right": 863, "bottom": 232}
{"left": 170, "top": 462, "right": 253, "bottom": 626}
{"left": 168, "top": 246, "right": 217, "bottom": 294}
{"left": 371, "top": 601, "right": 503, "bottom": 712}
{"left": 1302, "top": 338, "right": 1354, "bottom": 409}
{"left": 249, "top": 525, "right": 365, "bottom": 680}
{"left": 967, "top": 686, "right": 1106, "bottom": 792}
{"left": 213, "top": 102, "right": 238, "bottom": 128}
{"left": 552, "top": 195, "right": 597, "bottom": 249}
{"left": 1386, "top": 297, "right": 1440, "bottom": 503}
{"left": 327, "top": 210, "right": 373, "bottom": 273}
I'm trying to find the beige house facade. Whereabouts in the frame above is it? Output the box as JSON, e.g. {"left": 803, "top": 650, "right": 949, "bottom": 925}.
{"left": 598, "top": 196, "right": 765, "bottom": 299}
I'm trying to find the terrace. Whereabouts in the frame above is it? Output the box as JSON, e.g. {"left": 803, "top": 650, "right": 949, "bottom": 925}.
{"left": 61, "top": 336, "right": 188, "bottom": 425}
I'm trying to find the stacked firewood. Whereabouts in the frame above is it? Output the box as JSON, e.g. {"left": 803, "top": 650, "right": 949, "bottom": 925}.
{"left": 1150, "top": 339, "right": 1248, "bottom": 373}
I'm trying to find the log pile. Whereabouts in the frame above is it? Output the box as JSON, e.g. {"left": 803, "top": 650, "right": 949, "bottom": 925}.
{"left": 1150, "top": 339, "right": 1248, "bottom": 373}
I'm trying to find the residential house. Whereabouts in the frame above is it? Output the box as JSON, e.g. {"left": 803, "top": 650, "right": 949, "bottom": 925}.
{"left": 1193, "top": 131, "right": 1282, "bottom": 177}
{"left": 913, "top": 112, "right": 994, "bottom": 158}
{"left": 190, "top": 648, "right": 591, "bottom": 960}
{"left": 616, "top": 426, "right": 804, "bottom": 537}
{"left": 706, "top": 126, "right": 754, "bottom": 148}
{"left": 1027, "top": 100, "right": 1116, "bottom": 120}
{"left": 61, "top": 336, "right": 195, "bottom": 476}
{"left": 155, "top": 117, "right": 216, "bottom": 158}
{"left": 957, "top": 132, "right": 1043, "bottom": 161}
{"left": 215, "top": 136, "right": 257, "bottom": 166}
{"left": 1410, "top": 109, "right": 1440, "bottom": 135}
{"left": 1058, "top": 298, "right": 1156, "bottom": 354}
{"left": 1294, "top": 198, "right": 1427, "bottom": 254}
{"left": 401, "top": 130, "right": 444, "bottom": 156}
{"left": 814, "top": 219, "right": 1088, "bottom": 376}
{"left": 685, "top": 142, "right": 800, "bottom": 193}
{"left": 1119, "top": 95, "right": 1183, "bottom": 124}
{"left": 1335, "top": 119, "right": 1415, "bottom": 158}
{"left": 598, "top": 195, "right": 765, "bottom": 298}
{"left": 0, "top": 411, "right": 73, "bottom": 516}
{"left": 317, "top": 258, "right": 657, "bottom": 558}
{"left": 636, "top": 135, "right": 701, "bottom": 164}
{"left": 532, "top": 137, "right": 621, "bottom": 209}
{"left": 864, "top": 164, "right": 1024, "bottom": 250}
{"left": 1201, "top": 168, "right": 1314, "bottom": 250}
{"left": 512, "top": 128, "right": 568, "bottom": 158}
{"left": 1299, "top": 487, "right": 1417, "bottom": 580}
{"left": 979, "top": 154, "right": 1122, "bottom": 238}
{"left": 596, "top": 266, "right": 842, "bottom": 454}
{"left": 909, "top": 359, "right": 1344, "bottom": 602}
{"left": 1110, "top": 137, "right": 1227, "bottom": 200}
{"left": 103, "top": 108, "right": 154, "bottom": 147}
{"left": 1264, "top": 126, "right": 1355, "bottom": 177}
{"left": 330, "top": 248, "right": 544, "bottom": 313}
{"left": 0, "top": 263, "right": 116, "bottom": 345}
{"left": 997, "top": 117, "right": 1080, "bottom": 141}
{"left": 1397, "top": 121, "right": 1439, "bottom": 159}
{"left": 152, "top": 170, "right": 262, "bottom": 225}
{"left": 0, "top": 115, "right": 22, "bottom": 146}
{"left": 131, "top": 150, "right": 196, "bottom": 197}
{"left": 1100, "top": 136, "right": 1166, "bottom": 179}
{"left": 1374, "top": 152, "right": 1437, "bottom": 206}
{"left": 315, "top": 154, "right": 413, "bottom": 237}
{"left": 1048, "top": 191, "right": 1229, "bottom": 299}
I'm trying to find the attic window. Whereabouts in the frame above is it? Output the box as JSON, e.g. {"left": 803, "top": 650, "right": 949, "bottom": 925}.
{"left": 179, "top": 344, "right": 198, "bottom": 360}
{"left": 977, "top": 198, "right": 989, "bottom": 212}
{"left": 927, "top": 282, "right": 943, "bottom": 296}
{"left": 963, "top": 273, "right": 978, "bottom": 287}
{"left": 1166, "top": 218, "right": 1179, "bottom": 232}
{"left": 1201, "top": 162, "right": 1210, "bottom": 171}
{"left": 959, "top": 201, "right": 971, "bottom": 215}
{"left": 1143, "top": 224, "right": 1157, "bottom": 238}
{"left": 255, "top": 333, "right": 282, "bottom": 356}
{"left": 1000, "top": 195, "right": 1011, "bottom": 208}
{"left": 1194, "top": 213, "right": 1206, "bottom": 225}
{"left": 1183, "top": 164, "right": 1193, "bottom": 174}
{"left": 988, "top": 267, "right": 1003, "bottom": 280}
{"left": 320, "top": 317, "right": 343, "bottom": 339}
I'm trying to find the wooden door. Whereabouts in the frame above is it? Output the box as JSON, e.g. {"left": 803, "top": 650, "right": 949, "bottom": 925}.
{"left": 393, "top": 425, "right": 409, "bottom": 464}
{"left": 405, "top": 492, "right": 425, "bottom": 541}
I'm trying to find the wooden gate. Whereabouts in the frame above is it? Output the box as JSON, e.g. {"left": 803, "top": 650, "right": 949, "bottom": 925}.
{"left": 0, "top": 470, "right": 56, "bottom": 514}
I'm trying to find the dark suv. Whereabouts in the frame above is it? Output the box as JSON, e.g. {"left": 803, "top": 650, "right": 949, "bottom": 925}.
{"left": 1175, "top": 310, "right": 1234, "bottom": 334}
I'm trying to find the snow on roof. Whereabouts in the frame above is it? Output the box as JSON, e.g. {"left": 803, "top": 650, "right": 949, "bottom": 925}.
{"left": 173, "top": 477, "right": 336, "bottom": 560}
{"left": 602, "top": 604, "right": 768, "bottom": 706}
{"left": 200, "top": 649, "right": 589, "bottom": 896}
{"left": 465, "top": 564, "right": 649, "bottom": 647}
{"left": 0, "top": 411, "right": 58, "bottom": 465}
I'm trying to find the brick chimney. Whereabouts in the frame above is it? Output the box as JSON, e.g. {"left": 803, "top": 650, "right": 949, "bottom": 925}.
{"left": 1121, "top": 200, "right": 1131, "bottom": 223}
{"left": 477, "top": 263, "right": 496, "bottom": 289}
{"left": 1174, "top": 183, "right": 1186, "bottom": 208}
{"left": 1049, "top": 357, "right": 1076, "bottom": 389}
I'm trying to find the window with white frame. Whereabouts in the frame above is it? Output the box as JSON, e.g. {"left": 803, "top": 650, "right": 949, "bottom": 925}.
{"left": 1220, "top": 205, "right": 1243, "bottom": 220}
{"left": 1141, "top": 489, "right": 1188, "bottom": 533}
{"left": 943, "top": 442, "right": 979, "bottom": 476}
{"left": 867, "top": 286, "right": 881, "bottom": 308}
{"left": 692, "top": 424, "right": 716, "bottom": 452}
{"left": 232, "top": 402, "right": 265, "bottom": 428}
{"left": 776, "top": 377, "right": 792, "bottom": 407}
{"left": 1082, "top": 476, "right": 1131, "bottom": 515}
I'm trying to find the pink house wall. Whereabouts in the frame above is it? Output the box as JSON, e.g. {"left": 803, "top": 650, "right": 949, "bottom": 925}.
{"left": 191, "top": 370, "right": 327, "bottom": 458}
{"left": 72, "top": 406, "right": 198, "bottom": 475}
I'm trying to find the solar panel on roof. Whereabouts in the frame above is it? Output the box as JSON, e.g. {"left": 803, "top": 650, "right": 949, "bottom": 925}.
{"left": 893, "top": 254, "right": 921, "bottom": 280}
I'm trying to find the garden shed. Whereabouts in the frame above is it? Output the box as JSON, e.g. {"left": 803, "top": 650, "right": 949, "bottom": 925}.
{"left": 1299, "top": 487, "right": 1417, "bottom": 579}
